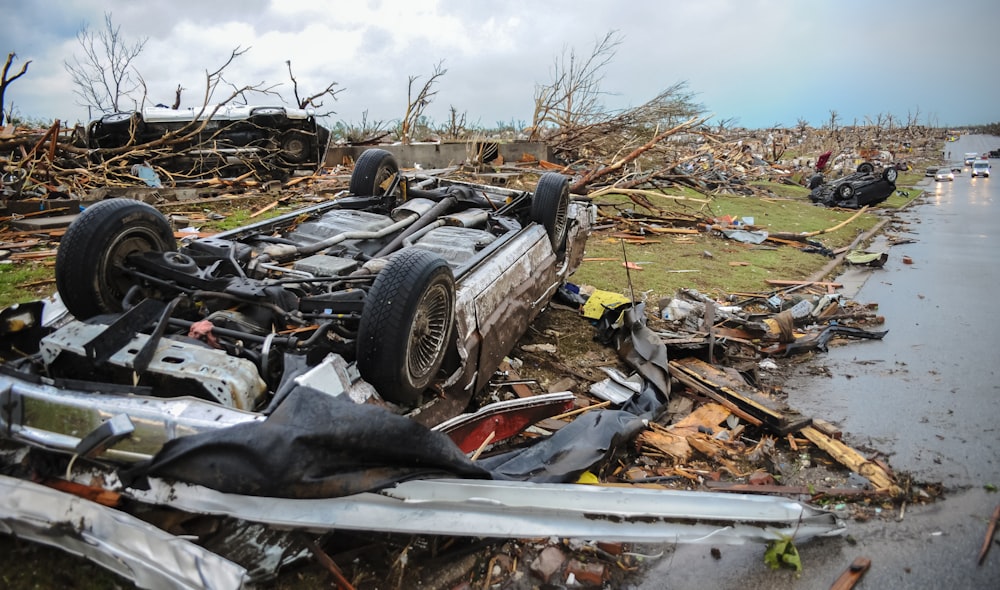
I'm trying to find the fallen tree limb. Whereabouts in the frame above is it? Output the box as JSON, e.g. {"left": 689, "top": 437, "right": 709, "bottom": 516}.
{"left": 569, "top": 115, "right": 707, "bottom": 194}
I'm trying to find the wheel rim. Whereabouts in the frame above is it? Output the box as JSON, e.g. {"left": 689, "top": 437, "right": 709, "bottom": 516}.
{"left": 282, "top": 136, "right": 307, "bottom": 160}
{"left": 405, "top": 280, "right": 453, "bottom": 382}
{"left": 886, "top": 168, "right": 898, "bottom": 182}
{"left": 552, "top": 188, "right": 570, "bottom": 246}
{"left": 97, "top": 227, "right": 167, "bottom": 306}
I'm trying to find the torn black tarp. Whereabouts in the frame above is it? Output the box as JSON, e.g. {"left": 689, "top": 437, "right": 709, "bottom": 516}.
{"left": 123, "top": 385, "right": 491, "bottom": 498}
{"left": 123, "top": 386, "right": 651, "bottom": 498}
{"left": 478, "top": 410, "right": 646, "bottom": 482}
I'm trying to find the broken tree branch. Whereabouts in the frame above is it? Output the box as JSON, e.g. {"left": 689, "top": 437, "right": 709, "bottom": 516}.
{"left": 569, "top": 115, "right": 707, "bottom": 194}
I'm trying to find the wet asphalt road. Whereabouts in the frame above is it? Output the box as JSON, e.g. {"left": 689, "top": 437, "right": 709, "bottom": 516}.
{"left": 637, "top": 135, "right": 1000, "bottom": 590}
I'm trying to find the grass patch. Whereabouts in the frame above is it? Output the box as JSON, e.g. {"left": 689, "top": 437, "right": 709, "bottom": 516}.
{"left": 570, "top": 191, "right": 889, "bottom": 303}
{"left": 0, "top": 262, "right": 57, "bottom": 309}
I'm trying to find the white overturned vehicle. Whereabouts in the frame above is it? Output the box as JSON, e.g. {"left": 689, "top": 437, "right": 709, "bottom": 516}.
{"left": 0, "top": 150, "right": 843, "bottom": 588}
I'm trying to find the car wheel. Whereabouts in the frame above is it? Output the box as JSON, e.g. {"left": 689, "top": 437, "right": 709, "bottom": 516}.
{"left": 349, "top": 149, "right": 400, "bottom": 197}
{"left": 55, "top": 199, "right": 176, "bottom": 319}
{"left": 882, "top": 167, "right": 898, "bottom": 183}
{"left": 278, "top": 131, "right": 311, "bottom": 163}
{"left": 807, "top": 174, "right": 824, "bottom": 189}
{"left": 835, "top": 184, "right": 855, "bottom": 199}
{"left": 530, "top": 172, "right": 570, "bottom": 253}
{"left": 356, "top": 249, "right": 455, "bottom": 406}
{"left": 857, "top": 163, "right": 875, "bottom": 175}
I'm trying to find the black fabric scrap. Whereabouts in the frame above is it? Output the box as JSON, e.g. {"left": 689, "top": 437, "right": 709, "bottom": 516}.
{"left": 478, "top": 410, "right": 646, "bottom": 482}
{"left": 121, "top": 384, "right": 490, "bottom": 498}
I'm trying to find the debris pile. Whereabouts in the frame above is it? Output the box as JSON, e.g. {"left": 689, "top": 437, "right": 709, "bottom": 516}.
{"left": 1, "top": 112, "right": 329, "bottom": 202}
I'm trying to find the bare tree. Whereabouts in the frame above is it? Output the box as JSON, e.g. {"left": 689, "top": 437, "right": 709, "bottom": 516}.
{"left": 0, "top": 52, "right": 31, "bottom": 126}
{"left": 64, "top": 13, "right": 148, "bottom": 116}
{"left": 826, "top": 110, "right": 839, "bottom": 131}
{"left": 285, "top": 60, "right": 343, "bottom": 113}
{"left": 795, "top": 117, "right": 810, "bottom": 138}
{"left": 400, "top": 60, "right": 446, "bottom": 144}
{"left": 439, "top": 105, "right": 467, "bottom": 140}
{"left": 171, "top": 84, "right": 184, "bottom": 109}
{"left": 530, "top": 30, "right": 622, "bottom": 138}
{"left": 333, "top": 110, "right": 389, "bottom": 144}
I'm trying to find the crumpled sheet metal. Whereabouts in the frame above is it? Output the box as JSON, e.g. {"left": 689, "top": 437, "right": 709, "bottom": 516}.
{"left": 0, "top": 474, "right": 249, "bottom": 590}
{"left": 135, "top": 477, "right": 846, "bottom": 545}
{"left": 0, "top": 374, "right": 262, "bottom": 462}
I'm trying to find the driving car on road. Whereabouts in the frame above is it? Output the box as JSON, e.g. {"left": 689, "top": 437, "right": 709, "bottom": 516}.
{"left": 935, "top": 167, "right": 954, "bottom": 182}
{"left": 970, "top": 159, "right": 991, "bottom": 178}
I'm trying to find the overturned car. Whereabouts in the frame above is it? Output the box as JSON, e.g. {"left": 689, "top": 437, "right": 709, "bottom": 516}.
{"left": 808, "top": 162, "right": 898, "bottom": 208}
{"left": 0, "top": 150, "right": 845, "bottom": 587}
{"left": 7, "top": 148, "right": 585, "bottom": 428}
{"left": 87, "top": 104, "right": 330, "bottom": 175}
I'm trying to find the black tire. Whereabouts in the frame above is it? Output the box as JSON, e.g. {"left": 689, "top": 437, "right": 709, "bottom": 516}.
{"left": 530, "top": 172, "right": 570, "bottom": 252}
{"left": 349, "top": 149, "right": 399, "bottom": 196}
{"left": 356, "top": 249, "right": 455, "bottom": 406}
{"left": 882, "top": 167, "right": 898, "bottom": 183}
{"left": 835, "top": 183, "right": 855, "bottom": 199}
{"left": 807, "top": 174, "right": 824, "bottom": 189}
{"left": 279, "top": 131, "right": 311, "bottom": 163}
{"left": 55, "top": 199, "right": 176, "bottom": 319}
{"left": 857, "top": 162, "right": 875, "bottom": 175}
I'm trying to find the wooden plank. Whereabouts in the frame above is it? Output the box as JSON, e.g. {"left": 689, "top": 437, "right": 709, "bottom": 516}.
{"left": 765, "top": 279, "right": 843, "bottom": 288}
{"left": 249, "top": 200, "right": 280, "bottom": 218}
{"left": 637, "top": 429, "right": 692, "bottom": 461}
{"left": 672, "top": 402, "right": 731, "bottom": 432}
{"left": 801, "top": 426, "right": 899, "bottom": 494}
{"left": 641, "top": 227, "right": 700, "bottom": 235}
{"left": 670, "top": 358, "right": 810, "bottom": 433}
{"left": 811, "top": 418, "right": 843, "bottom": 440}
{"left": 669, "top": 367, "right": 763, "bottom": 427}
{"left": 829, "top": 557, "right": 871, "bottom": 590}
{"left": 9, "top": 249, "right": 58, "bottom": 260}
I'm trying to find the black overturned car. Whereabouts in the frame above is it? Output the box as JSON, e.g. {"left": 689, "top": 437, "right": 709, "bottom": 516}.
{"left": 808, "top": 162, "right": 898, "bottom": 208}
{"left": 87, "top": 104, "right": 330, "bottom": 175}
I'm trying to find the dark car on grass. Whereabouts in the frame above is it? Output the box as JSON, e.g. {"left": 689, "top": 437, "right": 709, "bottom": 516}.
{"left": 809, "top": 162, "right": 898, "bottom": 208}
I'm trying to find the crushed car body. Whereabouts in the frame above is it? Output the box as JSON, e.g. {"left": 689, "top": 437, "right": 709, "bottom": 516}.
{"left": 86, "top": 104, "right": 331, "bottom": 175}
{"left": 809, "top": 162, "right": 898, "bottom": 208}
{"left": 0, "top": 149, "right": 846, "bottom": 587}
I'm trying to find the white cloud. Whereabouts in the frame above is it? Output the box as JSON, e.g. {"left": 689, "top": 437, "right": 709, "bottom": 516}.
{"left": 3, "top": 0, "right": 998, "bottom": 129}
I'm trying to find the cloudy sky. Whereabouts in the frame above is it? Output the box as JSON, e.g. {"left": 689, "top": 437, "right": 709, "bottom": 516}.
{"left": 3, "top": 0, "right": 998, "bottom": 131}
